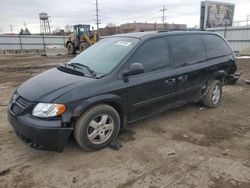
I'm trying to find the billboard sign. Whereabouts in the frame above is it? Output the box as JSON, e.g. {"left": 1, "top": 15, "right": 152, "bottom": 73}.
{"left": 200, "top": 1, "right": 235, "bottom": 29}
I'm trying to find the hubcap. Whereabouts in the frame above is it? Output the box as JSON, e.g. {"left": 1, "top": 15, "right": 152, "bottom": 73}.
{"left": 212, "top": 84, "right": 221, "bottom": 104}
{"left": 87, "top": 114, "right": 114, "bottom": 144}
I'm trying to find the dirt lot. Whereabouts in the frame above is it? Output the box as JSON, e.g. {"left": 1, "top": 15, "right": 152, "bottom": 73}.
{"left": 0, "top": 54, "right": 250, "bottom": 188}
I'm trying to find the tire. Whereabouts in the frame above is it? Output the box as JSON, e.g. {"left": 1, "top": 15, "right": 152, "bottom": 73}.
{"left": 79, "top": 42, "right": 90, "bottom": 52}
{"left": 203, "top": 80, "right": 222, "bottom": 108}
{"left": 74, "top": 104, "right": 120, "bottom": 151}
{"left": 67, "top": 42, "right": 76, "bottom": 55}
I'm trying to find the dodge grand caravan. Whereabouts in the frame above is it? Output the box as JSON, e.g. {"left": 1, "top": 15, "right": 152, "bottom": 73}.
{"left": 8, "top": 31, "right": 237, "bottom": 152}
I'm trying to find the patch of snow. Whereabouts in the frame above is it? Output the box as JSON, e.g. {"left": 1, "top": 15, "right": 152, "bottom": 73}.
{"left": 236, "top": 56, "right": 250, "bottom": 59}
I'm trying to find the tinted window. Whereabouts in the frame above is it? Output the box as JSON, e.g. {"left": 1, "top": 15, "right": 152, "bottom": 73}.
{"left": 168, "top": 35, "right": 206, "bottom": 67}
{"left": 128, "top": 38, "right": 171, "bottom": 72}
{"left": 202, "top": 34, "right": 231, "bottom": 58}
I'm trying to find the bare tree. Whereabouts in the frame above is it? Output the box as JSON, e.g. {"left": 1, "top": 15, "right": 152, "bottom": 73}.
{"left": 65, "top": 25, "right": 73, "bottom": 33}
{"left": 106, "top": 23, "right": 116, "bottom": 28}
{"left": 106, "top": 23, "right": 117, "bottom": 35}
{"left": 52, "top": 27, "right": 63, "bottom": 35}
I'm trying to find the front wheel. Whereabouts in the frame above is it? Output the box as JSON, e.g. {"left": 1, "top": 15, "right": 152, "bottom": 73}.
{"left": 79, "top": 42, "right": 90, "bottom": 52}
{"left": 203, "top": 80, "right": 222, "bottom": 108}
{"left": 74, "top": 104, "right": 120, "bottom": 151}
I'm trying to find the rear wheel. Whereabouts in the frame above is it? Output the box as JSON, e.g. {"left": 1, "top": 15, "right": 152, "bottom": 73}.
{"left": 74, "top": 104, "right": 120, "bottom": 151}
{"left": 203, "top": 80, "right": 222, "bottom": 108}
{"left": 67, "top": 42, "right": 76, "bottom": 55}
{"left": 79, "top": 42, "right": 90, "bottom": 52}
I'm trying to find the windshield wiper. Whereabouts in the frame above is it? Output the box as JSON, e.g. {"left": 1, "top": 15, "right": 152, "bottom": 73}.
{"left": 66, "top": 63, "right": 84, "bottom": 70}
{"left": 58, "top": 64, "right": 85, "bottom": 76}
{"left": 68, "top": 62, "right": 96, "bottom": 77}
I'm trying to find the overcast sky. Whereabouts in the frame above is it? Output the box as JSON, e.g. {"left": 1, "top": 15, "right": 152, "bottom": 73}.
{"left": 0, "top": 0, "right": 249, "bottom": 33}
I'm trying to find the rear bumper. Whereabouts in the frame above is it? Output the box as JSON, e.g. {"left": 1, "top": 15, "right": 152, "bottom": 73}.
{"left": 8, "top": 111, "right": 73, "bottom": 152}
{"left": 225, "top": 72, "right": 242, "bottom": 85}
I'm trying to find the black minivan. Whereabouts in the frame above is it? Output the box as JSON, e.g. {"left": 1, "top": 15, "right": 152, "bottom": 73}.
{"left": 8, "top": 31, "right": 237, "bottom": 152}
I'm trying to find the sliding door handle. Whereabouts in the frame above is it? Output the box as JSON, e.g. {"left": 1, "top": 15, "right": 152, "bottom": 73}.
{"left": 177, "top": 75, "right": 188, "bottom": 81}
{"left": 165, "top": 78, "right": 176, "bottom": 85}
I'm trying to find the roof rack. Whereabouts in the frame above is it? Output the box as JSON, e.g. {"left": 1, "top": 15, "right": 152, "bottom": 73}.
{"left": 158, "top": 28, "right": 206, "bottom": 33}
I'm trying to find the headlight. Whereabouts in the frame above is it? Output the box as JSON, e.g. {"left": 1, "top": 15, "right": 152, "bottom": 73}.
{"left": 32, "top": 103, "right": 66, "bottom": 118}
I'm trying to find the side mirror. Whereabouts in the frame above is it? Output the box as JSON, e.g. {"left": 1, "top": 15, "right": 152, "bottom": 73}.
{"left": 123, "top": 63, "right": 144, "bottom": 76}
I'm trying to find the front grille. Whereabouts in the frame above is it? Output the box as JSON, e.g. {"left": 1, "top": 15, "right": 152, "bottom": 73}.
{"left": 10, "top": 96, "right": 31, "bottom": 115}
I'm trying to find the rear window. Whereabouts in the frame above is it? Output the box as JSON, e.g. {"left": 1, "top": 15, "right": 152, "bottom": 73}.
{"left": 202, "top": 34, "right": 231, "bottom": 58}
{"left": 168, "top": 35, "right": 206, "bottom": 67}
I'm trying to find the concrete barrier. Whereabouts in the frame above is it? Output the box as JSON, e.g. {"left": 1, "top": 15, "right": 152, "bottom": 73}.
{"left": 239, "top": 48, "right": 250, "bottom": 56}
{"left": 45, "top": 45, "right": 67, "bottom": 56}
{"left": 0, "top": 49, "right": 44, "bottom": 55}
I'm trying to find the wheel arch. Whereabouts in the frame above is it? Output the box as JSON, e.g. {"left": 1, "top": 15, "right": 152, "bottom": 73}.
{"left": 214, "top": 70, "right": 227, "bottom": 84}
{"left": 72, "top": 94, "right": 127, "bottom": 128}
{"left": 66, "top": 41, "right": 71, "bottom": 47}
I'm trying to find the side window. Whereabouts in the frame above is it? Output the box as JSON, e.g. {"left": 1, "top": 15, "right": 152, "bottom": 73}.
{"left": 127, "top": 38, "right": 171, "bottom": 72}
{"left": 168, "top": 35, "right": 206, "bottom": 67}
{"left": 202, "top": 34, "right": 231, "bottom": 58}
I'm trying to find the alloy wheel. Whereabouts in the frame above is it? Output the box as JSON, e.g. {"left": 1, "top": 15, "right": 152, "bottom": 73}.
{"left": 212, "top": 84, "right": 221, "bottom": 104}
{"left": 87, "top": 114, "right": 114, "bottom": 144}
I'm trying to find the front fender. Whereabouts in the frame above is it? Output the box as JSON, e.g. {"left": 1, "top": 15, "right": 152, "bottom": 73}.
{"left": 72, "top": 94, "right": 127, "bottom": 121}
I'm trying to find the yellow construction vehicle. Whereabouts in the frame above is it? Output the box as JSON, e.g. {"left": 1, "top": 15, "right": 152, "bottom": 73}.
{"left": 66, "top": 24, "right": 98, "bottom": 54}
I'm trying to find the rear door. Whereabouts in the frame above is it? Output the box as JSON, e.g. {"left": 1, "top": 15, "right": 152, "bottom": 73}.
{"left": 201, "top": 34, "right": 236, "bottom": 77}
{"left": 168, "top": 34, "right": 207, "bottom": 105}
{"left": 125, "top": 37, "right": 176, "bottom": 121}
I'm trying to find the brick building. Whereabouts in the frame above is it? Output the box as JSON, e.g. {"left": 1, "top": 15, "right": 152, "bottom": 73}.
{"left": 99, "top": 22, "right": 187, "bottom": 36}
{"left": 120, "top": 22, "right": 187, "bottom": 33}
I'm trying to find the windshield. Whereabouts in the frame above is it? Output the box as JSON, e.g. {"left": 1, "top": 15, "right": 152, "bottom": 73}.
{"left": 69, "top": 37, "right": 140, "bottom": 74}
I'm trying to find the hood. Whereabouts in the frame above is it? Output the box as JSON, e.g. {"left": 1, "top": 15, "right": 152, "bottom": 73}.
{"left": 17, "top": 68, "right": 95, "bottom": 102}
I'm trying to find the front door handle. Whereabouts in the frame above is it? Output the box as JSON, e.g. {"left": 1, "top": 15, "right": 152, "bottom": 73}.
{"left": 177, "top": 75, "right": 188, "bottom": 81}
{"left": 165, "top": 78, "right": 176, "bottom": 86}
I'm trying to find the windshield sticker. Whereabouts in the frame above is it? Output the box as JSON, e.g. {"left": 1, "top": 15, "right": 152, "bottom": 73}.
{"left": 116, "top": 41, "right": 131, "bottom": 46}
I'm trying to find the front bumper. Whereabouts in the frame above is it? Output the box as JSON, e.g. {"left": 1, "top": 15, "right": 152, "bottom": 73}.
{"left": 8, "top": 111, "right": 73, "bottom": 152}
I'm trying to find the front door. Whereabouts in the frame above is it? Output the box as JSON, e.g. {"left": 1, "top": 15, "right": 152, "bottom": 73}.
{"left": 127, "top": 69, "right": 176, "bottom": 121}
{"left": 125, "top": 37, "right": 176, "bottom": 121}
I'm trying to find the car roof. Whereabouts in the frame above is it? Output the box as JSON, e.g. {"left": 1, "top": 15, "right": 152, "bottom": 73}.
{"left": 111, "top": 30, "right": 217, "bottom": 39}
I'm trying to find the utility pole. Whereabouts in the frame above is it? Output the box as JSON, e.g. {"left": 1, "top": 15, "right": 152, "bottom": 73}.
{"left": 247, "top": 14, "right": 250, "bottom": 26}
{"left": 160, "top": 5, "right": 167, "bottom": 28}
{"left": 10, "top": 24, "right": 13, "bottom": 33}
{"left": 203, "top": 0, "right": 208, "bottom": 29}
{"left": 24, "top": 22, "right": 27, "bottom": 30}
{"left": 95, "top": 0, "right": 101, "bottom": 33}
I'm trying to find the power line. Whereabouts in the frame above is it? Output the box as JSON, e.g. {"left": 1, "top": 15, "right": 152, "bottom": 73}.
{"left": 95, "top": 0, "right": 101, "bottom": 32}
{"left": 160, "top": 5, "right": 167, "bottom": 25}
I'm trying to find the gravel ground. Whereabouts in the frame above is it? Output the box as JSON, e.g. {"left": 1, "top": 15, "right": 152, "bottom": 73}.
{"left": 0, "top": 54, "right": 250, "bottom": 188}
